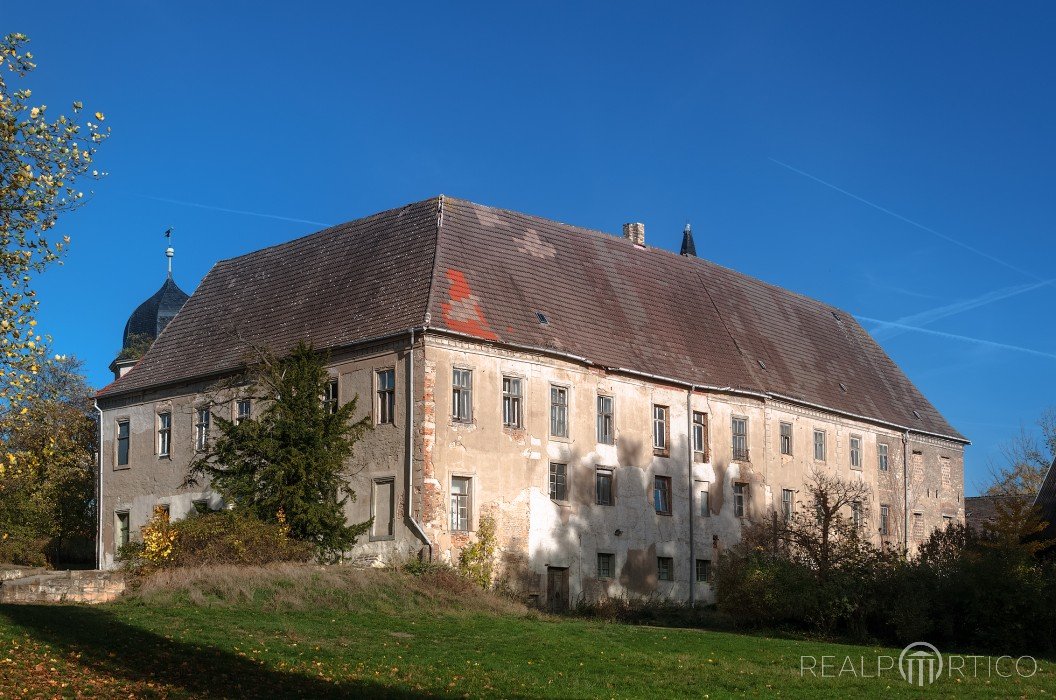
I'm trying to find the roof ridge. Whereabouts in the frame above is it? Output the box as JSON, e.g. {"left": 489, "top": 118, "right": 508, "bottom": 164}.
{"left": 423, "top": 195, "right": 445, "bottom": 328}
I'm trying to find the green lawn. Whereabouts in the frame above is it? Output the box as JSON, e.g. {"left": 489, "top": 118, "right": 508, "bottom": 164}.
{"left": 0, "top": 567, "right": 1052, "bottom": 698}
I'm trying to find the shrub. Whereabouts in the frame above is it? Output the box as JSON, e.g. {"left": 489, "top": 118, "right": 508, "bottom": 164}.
{"left": 121, "top": 510, "right": 312, "bottom": 577}
{"left": 458, "top": 513, "right": 496, "bottom": 588}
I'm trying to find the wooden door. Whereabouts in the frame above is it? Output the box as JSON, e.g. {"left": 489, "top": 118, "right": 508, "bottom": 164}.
{"left": 546, "top": 566, "right": 569, "bottom": 613}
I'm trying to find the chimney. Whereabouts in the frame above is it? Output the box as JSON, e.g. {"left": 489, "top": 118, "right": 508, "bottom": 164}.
{"left": 622, "top": 222, "right": 645, "bottom": 246}
{"left": 680, "top": 223, "right": 697, "bottom": 257}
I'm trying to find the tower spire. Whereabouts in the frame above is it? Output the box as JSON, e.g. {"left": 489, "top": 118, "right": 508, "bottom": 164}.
{"left": 680, "top": 222, "right": 697, "bottom": 257}
{"left": 164, "top": 227, "right": 174, "bottom": 277}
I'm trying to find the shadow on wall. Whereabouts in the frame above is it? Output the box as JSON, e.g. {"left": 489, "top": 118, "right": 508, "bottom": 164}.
{"left": 0, "top": 604, "right": 439, "bottom": 699}
{"left": 526, "top": 433, "right": 729, "bottom": 606}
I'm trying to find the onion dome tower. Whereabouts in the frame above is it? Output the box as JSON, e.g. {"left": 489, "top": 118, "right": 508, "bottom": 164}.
{"left": 109, "top": 229, "right": 190, "bottom": 380}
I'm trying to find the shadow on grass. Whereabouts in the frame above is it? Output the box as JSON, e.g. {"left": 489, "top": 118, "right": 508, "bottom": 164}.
{"left": 0, "top": 603, "right": 438, "bottom": 699}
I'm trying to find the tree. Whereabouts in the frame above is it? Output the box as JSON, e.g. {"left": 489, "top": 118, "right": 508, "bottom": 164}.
{"left": 986, "top": 407, "right": 1055, "bottom": 497}
{"left": 0, "top": 355, "right": 97, "bottom": 566}
{"left": 188, "top": 342, "right": 372, "bottom": 562}
{"left": 1, "top": 34, "right": 109, "bottom": 406}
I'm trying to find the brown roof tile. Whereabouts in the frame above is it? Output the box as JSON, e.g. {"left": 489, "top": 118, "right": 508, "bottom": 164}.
{"left": 98, "top": 196, "right": 966, "bottom": 442}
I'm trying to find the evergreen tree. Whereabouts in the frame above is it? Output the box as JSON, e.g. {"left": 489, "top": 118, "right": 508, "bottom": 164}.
{"left": 189, "top": 342, "right": 371, "bottom": 562}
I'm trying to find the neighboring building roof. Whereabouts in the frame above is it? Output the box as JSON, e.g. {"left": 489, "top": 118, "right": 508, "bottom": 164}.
{"left": 96, "top": 196, "right": 966, "bottom": 442}
{"left": 964, "top": 495, "right": 1007, "bottom": 530}
{"left": 1035, "top": 455, "right": 1056, "bottom": 539}
{"left": 121, "top": 275, "right": 191, "bottom": 349}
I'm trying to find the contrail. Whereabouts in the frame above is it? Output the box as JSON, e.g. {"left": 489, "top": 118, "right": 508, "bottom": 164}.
{"left": 856, "top": 314, "right": 1056, "bottom": 361}
{"left": 133, "top": 194, "right": 328, "bottom": 227}
{"left": 769, "top": 158, "right": 1042, "bottom": 281}
{"left": 871, "top": 279, "right": 1055, "bottom": 342}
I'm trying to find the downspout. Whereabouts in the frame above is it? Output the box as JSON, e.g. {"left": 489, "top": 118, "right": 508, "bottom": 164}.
{"left": 93, "top": 399, "right": 104, "bottom": 570}
{"left": 406, "top": 327, "right": 433, "bottom": 560}
{"left": 687, "top": 386, "right": 696, "bottom": 605}
{"left": 902, "top": 430, "right": 910, "bottom": 552}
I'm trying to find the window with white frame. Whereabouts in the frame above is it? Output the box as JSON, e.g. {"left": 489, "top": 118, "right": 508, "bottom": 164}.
{"left": 653, "top": 405, "right": 669, "bottom": 453}
{"left": 695, "top": 559, "right": 712, "bottom": 583}
{"left": 116, "top": 419, "right": 130, "bottom": 467}
{"left": 779, "top": 422, "right": 793, "bottom": 456}
{"left": 732, "top": 417, "right": 748, "bottom": 461}
{"left": 550, "top": 385, "right": 569, "bottom": 437}
{"left": 733, "top": 482, "right": 747, "bottom": 518}
{"left": 236, "top": 399, "right": 251, "bottom": 425}
{"left": 157, "top": 412, "right": 171, "bottom": 457}
{"left": 850, "top": 435, "right": 862, "bottom": 470}
{"left": 502, "top": 376, "right": 522, "bottom": 428}
{"left": 376, "top": 369, "right": 395, "bottom": 424}
{"left": 654, "top": 476, "right": 672, "bottom": 515}
{"left": 657, "top": 556, "right": 674, "bottom": 581}
{"left": 596, "top": 468, "right": 614, "bottom": 506}
{"left": 597, "top": 395, "right": 614, "bottom": 444}
{"left": 852, "top": 500, "right": 863, "bottom": 529}
{"left": 452, "top": 369, "right": 472, "bottom": 422}
{"left": 194, "top": 407, "right": 210, "bottom": 451}
{"left": 880, "top": 504, "right": 890, "bottom": 535}
{"left": 549, "top": 462, "right": 567, "bottom": 501}
{"left": 878, "top": 443, "right": 889, "bottom": 472}
{"left": 692, "top": 411, "right": 708, "bottom": 461}
{"left": 813, "top": 429, "right": 826, "bottom": 461}
{"left": 324, "top": 379, "right": 339, "bottom": 415}
{"left": 450, "top": 476, "right": 471, "bottom": 531}
{"left": 782, "top": 488, "right": 794, "bottom": 524}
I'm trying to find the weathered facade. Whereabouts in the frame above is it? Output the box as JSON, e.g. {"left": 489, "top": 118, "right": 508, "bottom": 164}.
{"left": 96, "top": 196, "right": 967, "bottom": 606}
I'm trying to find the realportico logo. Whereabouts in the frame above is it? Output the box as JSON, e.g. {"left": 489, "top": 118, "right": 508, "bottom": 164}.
{"left": 899, "top": 642, "right": 942, "bottom": 686}
{"left": 800, "top": 641, "right": 1038, "bottom": 685}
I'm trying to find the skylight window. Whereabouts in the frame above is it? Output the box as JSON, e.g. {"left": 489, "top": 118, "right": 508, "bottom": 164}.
{"left": 536, "top": 311, "right": 550, "bottom": 325}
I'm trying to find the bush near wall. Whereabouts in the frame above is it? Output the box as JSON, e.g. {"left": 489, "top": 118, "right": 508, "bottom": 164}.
{"left": 120, "top": 509, "right": 312, "bottom": 577}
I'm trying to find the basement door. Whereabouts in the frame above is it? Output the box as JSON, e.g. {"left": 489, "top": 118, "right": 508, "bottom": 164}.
{"left": 546, "top": 566, "right": 569, "bottom": 613}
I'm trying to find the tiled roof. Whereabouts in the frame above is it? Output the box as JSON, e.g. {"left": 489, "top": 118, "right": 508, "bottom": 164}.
{"left": 1036, "top": 456, "right": 1056, "bottom": 538}
{"left": 97, "top": 196, "right": 966, "bottom": 442}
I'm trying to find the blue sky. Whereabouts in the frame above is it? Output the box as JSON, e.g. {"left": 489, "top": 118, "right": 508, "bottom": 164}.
{"left": 8, "top": 2, "right": 1055, "bottom": 494}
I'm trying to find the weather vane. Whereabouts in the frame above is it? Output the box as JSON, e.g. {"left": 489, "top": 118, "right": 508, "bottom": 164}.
{"left": 164, "top": 227, "right": 175, "bottom": 276}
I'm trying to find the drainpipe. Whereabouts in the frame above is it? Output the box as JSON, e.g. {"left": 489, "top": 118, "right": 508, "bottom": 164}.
{"left": 902, "top": 430, "right": 910, "bottom": 552}
{"left": 93, "top": 399, "right": 104, "bottom": 570}
{"left": 406, "top": 327, "right": 433, "bottom": 560}
{"left": 687, "top": 386, "right": 695, "bottom": 606}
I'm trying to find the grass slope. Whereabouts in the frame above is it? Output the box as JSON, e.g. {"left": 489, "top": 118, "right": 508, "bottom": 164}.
{"left": 0, "top": 565, "right": 1052, "bottom": 698}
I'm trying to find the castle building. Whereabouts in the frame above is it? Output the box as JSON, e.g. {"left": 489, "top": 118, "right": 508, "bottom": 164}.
{"left": 95, "top": 196, "right": 967, "bottom": 606}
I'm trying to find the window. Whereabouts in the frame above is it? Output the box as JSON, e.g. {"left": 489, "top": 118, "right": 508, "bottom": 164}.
{"left": 236, "top": 399, "right": 251, "bottom": 425}
{"left": 880, "top": 504, "right": 890, "bottom": 536}
{"left": 450, "top": 476, "right": 471, "bottom": 531}
{"left": 452, "top": 369, "right": 472, "bottom": 422}
{"left": 157, "top": 412, "right": 171, "bottom": 457}
{"left": 851, "top": 500, "right": 863, "bottom": 529}
{"left": 597, "top": 552, "right": 615, "bottom": 579}
{"left": 192, "top": 499, "right": 209, "bottom": 514}
{"left": 324, "top": 379, "right": 339, "bottom": 415}
{"left": 596, "top": 468, "right": 614, "bottom": 506}
{"left": 782, "top": 488, "right": 794, "bottom": 524}
{"left": 695, "top": 559, "right": 712, "bottom": 584}
{"left": 692, "top": 411, "right": 708, "bottom": 461}
{"left": 550, "top": 385, "right": 569, "bottom": 437}
{"left": 116, "top": 511, "right": 130, "bottom": 548}
{"left": 732, "top": 417, "right": 748, "bottom": 461}
{"left": 597, "top": 395, "right": 614, "bottom": 444}
{"left": 194, "top": 408, "right": 210, "bottom": 451}
{"left": 733, "top": 482, "right": 747, "bottom": 518}
{"left": 155, "top": 503, "right": 170, "bottom": 523}
{"left": 878, "top": 443, "right": 889, "bottom": 472}
{"left": 116, "top": 419, "right": 130, "bottom": 467}
{"left": 913, "top": 512, "right": 924, "bottom": 538}
{"left": 813, "top": 429, "right": 826, "bottom": 461}
{"left": 850, "top": 435, "right": 862, "bottom": 470}
{"left": 942, "top": 515, "right": 953, "bottom": 526}
{"left": 502, "top": 376, "right": 522, "bottom": 428}
{"left": 652, "top": 405, "right": 669, "bottom": 453}
{"left": 779, "top": 422, "right": 793, "bottom": 456}
{"left": 372, "top": 478, "right": 395, "bottom": 539}
{"left": 654, "top": 476, "right": 672, "bottom": 515}
{"left": 699, "top": 482, "right": 710, "bottom": 517}
{"left": 549, "top": 462, "right": 568, "bottom": 501}
{"left": 657, "top": 557, "right": 674, "bottom": 582}
{"left": 376, "top": 369, "right": 395, "bottom": 424}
